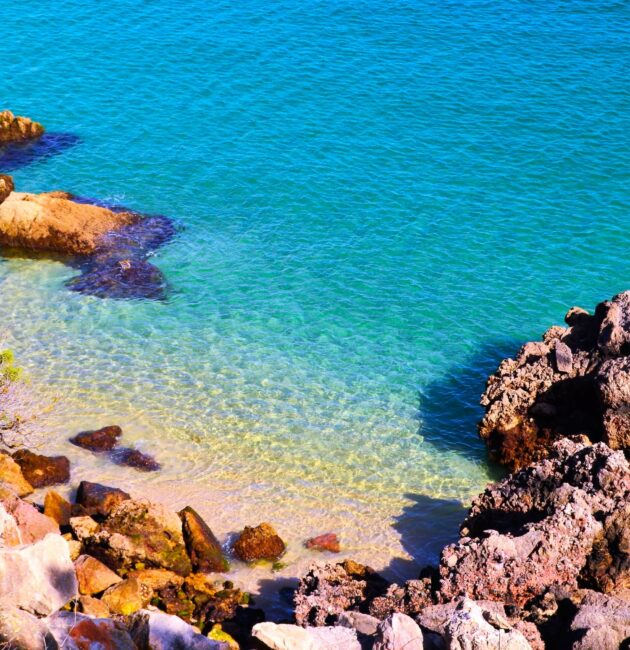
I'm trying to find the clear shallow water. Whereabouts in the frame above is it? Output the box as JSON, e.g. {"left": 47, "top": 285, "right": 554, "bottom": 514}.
{"left": 1, "top": 0, "right": 629, "bottom": 611}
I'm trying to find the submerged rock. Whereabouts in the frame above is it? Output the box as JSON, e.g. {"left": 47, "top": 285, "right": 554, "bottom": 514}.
{"left": 179, "top": 506, "right": 229, "bottom": 573}
{"left": 70, "top": 425, "right": 122, "bottom": 451}
{"left": 12, "top": 449, "right": 70, "bottom": 488}
{"left": 109, "top": 446, "right": 161, "bottom": 471}
{"left": 0, "top": 110, "right": 44, "bottom": 144}
{"left": 479, "top": 291, "right": 630, "bottom": 469}
{"left": 305, "top": 532, "right": 341, "bottom": 553}
{"left": 232, "top": 522, "right": 286, "bottom": 562}
{"left": 0, "top": 174, "right": 13, "bottom": 205}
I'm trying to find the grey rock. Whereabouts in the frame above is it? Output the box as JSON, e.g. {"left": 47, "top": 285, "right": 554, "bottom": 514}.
{"left": 338, "top": 611, "right": 380, "bottom": 636}
{"left": 373, "top": 612, "right": 423, "bottom": 650}
{"left": 445, "top": 599, "right": 532, "bottom": 650}
{"left": 554, "top": 341, "right": 573, "bottom": 373}
{"left": 0, "top": 533, "right": 77, "bottom": 615}
{"left": 252, "top": 622, "right": 361, "bottom": 650}
{"left": 0, "top": 607, "right": 57, "bottom": 650}
{"left": 570, "top": 591, "right": 630, "bottom": 650}
{"left": 47, "top": 611, "right": 135, "bottom": 650}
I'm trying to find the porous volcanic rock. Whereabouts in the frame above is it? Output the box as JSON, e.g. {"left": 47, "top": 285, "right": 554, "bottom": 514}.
{"left": 479, "top": 291, "right": 630, "bottom": 469}
{"left": 232, "top": 522, "right": 286, "bottom": 562}
{"left": 0, "top": 110, "right": 44, "bottom": 143}
{"left": 0, "top": 174, "right": 13, "bottom": 205}
{"left": 294, "top": 559, "right": 390, "bottom": 626}
{"left": 569, "top": 590, "right": 630, "bottom": 650}
{"left": 438, "top": 439, "right": 630, "bottom": 608}
{"left": 12, "top": 449, "right": 70, "bottom": 488}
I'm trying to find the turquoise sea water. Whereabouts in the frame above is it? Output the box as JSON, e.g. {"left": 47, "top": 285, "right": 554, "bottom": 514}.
{"left": 1, "top": 0, "right": 629, "bottom": 600}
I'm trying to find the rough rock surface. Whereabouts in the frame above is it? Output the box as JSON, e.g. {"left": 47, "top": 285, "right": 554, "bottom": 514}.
{"left": 372, "top": 612, "right": 423, "bottom": 650}
{"left": 0, "top": 191, "right": 138, "bottom": 255}
{"left": 0, "top": 174, "right": 13, "bottom": 205}
{"left": 11, "top": 449, "right": 70, "bottom": 488}
{"left": 80, "top": 498, "right": 193, "bottom": 576}
{"left": 44, "top": 490, "right": 72, "bottom": 526}
{"left": 0, "top": 533, "right": 77, "bottom": 615}
{"left": 47, "top": 611, "right": 136, "bottom": 650}
{"left": 128, "top": 609, "right": 227, "bottom": 649}
{"left": 479, "top": 291, "right": 630, "bottom": 469}
{"left": 0, "top": 110, "right": 44, "bottom": 143}
{"left": 0, "top": 606, "right": 56, "bottom": 650}
{"left": 1, "top": 494, "right": 59, "bottom": 544}
{"left": 70, "top": 425, "right": 122, "bottom": 451}
{"left": 76, "top": 480, "right": 131, "bottom": 516}
{"left": 179, "top": 505, "right": 229, "bottom": 572}
{"left": 0, "top": 451, "right": 33, "bottom": 496}
{"left": 252, "top": 622, "right": 361, "bottom": 650}
{"left": 74, "top": 553, "right": 122, "bottom": 595}
{"left": 569, "top": 590, "right": 630, "bottom": 650}
{"left": 445, "top": 598, "right": 532, "bottom": 650}
{"left": 439, "top": 440, "right": 630, "bottom": 607}
{"left": 233, "top": 522, "right": 286, "bottom": 562}
{"left": 294, "top": 560, "right": 390, "bottom": 626}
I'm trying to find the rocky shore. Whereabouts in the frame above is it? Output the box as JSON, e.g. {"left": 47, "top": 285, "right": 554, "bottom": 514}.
{"left": 2, "top": 112, "right": 630, "bottom": 649}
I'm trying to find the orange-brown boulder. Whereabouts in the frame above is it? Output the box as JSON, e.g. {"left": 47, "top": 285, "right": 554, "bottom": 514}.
{"left": 232, "top": 522, "right": 286, "bottom": 562}
{"left": 0, "top": 110, "right": 44, "bottom": 143}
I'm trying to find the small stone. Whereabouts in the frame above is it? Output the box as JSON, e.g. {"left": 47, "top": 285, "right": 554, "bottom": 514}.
{"left": 12, "top": 449, "right": 70, "bottom": 488}
{"left": 101, "top": 576, "right": 151, "bottom": 615}
{"left": 75, "top": 480, "right": 131, "bottom": 516}
{"left": 70, "top": 425, "right": 122, "bottom": 451}
{"left": 75, "top": 554, "right": 123, "bottom": 595}
{"left": 77, "top": 594, "right": 111, "bottom": 618}
{"left": 305, "top": 532, "right": 340, "bottom": 553}
{"left": 44, "top": 490, "right": 72, "bottom": 526}
{"left": 67, "top": 539, "right": 82, "bottom": 561}
{"left": 233, "top": 523, "right": 286, "bottom": 562}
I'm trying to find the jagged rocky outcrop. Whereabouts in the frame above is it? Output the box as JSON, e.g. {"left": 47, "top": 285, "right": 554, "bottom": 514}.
{"left": 0, "top": 110, "right": 44, "bottom": 144}
{"left": 479, "top": 291, "right": 630, "bottom": 469}
{"left": 0, "top": 182, "right": 175, "bottom": 300}
{"left": 0, "top": 174, "right": 13, "bottom": 204}
{"left": 294, "top": 439, "right": 630, "bottom": 649}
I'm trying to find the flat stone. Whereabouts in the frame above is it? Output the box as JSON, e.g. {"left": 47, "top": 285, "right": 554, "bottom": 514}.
{"left": 554, "top": 341, "right": 573, "bottom": 374}
{"left": 77, "top": 594, "right": 111, "bottom": 618}
{"left": 253, "top": 622, "right": 361, "bottom": 650}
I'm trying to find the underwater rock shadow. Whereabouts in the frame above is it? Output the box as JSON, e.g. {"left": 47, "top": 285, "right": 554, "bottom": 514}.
{"left": 387, "top": 492, "right": 468, "bottom": 581}
{"left": 0, "top": 132, "right": 81, "bottom": 171}
{"left": 415, "top": 340, "right": 521, "bottom": 467}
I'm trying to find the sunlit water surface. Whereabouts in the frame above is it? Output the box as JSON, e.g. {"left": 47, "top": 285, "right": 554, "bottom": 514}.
{"left": 0, "top": 0, "right": 629, "bottom": 615}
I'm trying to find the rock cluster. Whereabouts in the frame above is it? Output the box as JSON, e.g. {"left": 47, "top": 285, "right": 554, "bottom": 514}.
{"left": 0, "top": 110, "right": 44, "bottom": 144}
{"left": 479, "top": 291, "right": 630, "bottom": 469}
{"left": 292, "top": 439, "right": 630, "bottom": 649}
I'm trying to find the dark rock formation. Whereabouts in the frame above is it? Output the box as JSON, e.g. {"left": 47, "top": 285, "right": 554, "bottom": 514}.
{"left": 438, "top": 439, "right": 630, "bottom": 607}
{"left": 12, "top": 449, "right": 70, "bottom": 488}
{"left": 109, "top": 446, "right": 161, "bottom": 472}
{"left": 70, "top": 426, "right": 122, "bottom": 451}
{"left": 232, "top": 522, "right": 286, "bottom": 563}
{"left": 75, "top": 481, "right": 131, "bottom": 517}
{"left": 0, "top": 110, "right": 44, "bottom": 143}
{"left": 179, "top": 506, "right": 229, "bottom": 573}
{"left": 479, "top": 291, "right": 630, "bottom": 469}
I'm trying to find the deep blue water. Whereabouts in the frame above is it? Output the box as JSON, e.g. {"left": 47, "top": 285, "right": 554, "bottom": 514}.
{"left": 0, "top": 0, "right": 629, "bottom": 580}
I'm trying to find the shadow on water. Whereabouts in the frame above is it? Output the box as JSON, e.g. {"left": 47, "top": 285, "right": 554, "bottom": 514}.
{"left": 0, "top": 133, "right": 81, "bottom": 171}
{"left": 415, "top": 340, "right": 520, "bottom": 467}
